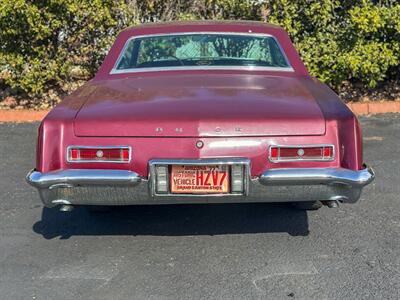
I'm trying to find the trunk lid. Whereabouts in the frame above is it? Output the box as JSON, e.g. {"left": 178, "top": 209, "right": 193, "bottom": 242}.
{"left": 74, "top": 74, "right": 325, "bottom": 137}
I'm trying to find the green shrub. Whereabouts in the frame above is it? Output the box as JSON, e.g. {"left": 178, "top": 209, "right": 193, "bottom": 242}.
{"left": 0, "top": 0, "right": 138, "bottom": 105}
{"left": 0, "top": 0, "right": 399, "bottom": 107}
{"left": 267, "top": 0, "right": 400, "bottom": 89}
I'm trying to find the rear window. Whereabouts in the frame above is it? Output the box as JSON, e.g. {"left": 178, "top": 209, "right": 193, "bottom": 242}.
{"left": 114, "top": 33, "right": 291, "bottom": 72}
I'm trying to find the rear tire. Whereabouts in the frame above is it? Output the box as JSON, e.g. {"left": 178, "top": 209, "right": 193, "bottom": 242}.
{"left": 291, "top": 201, "right": 322, "bottom": 211}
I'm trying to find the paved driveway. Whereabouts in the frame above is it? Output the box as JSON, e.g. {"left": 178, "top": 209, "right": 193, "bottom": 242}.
{"left": 0, "top": 114, "right": 399, "bottom": 299}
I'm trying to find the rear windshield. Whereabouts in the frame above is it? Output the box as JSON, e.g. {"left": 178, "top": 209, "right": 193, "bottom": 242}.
{"left": 114, "top": 33, "right": 290, "bottom": 72}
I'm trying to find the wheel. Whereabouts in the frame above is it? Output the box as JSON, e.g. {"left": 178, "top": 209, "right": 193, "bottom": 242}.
{"left": 291, "top": 201, "right": 322, "bottom": 211}
{"left": 85, "top": 205, "right": 113, "bottom": 213}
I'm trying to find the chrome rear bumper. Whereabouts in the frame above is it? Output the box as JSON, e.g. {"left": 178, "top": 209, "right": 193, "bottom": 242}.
{"left": 26, "top": 164, "right": 374, "bottom": 207}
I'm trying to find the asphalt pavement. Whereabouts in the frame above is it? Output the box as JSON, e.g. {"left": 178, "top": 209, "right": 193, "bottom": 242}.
{"left": 0, "top": 114, "right": 399, "bottom": 300}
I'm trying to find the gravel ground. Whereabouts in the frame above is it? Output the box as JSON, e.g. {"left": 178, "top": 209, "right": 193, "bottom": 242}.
{"left": 0, "top": 114, "right": 399, "bottom": 300}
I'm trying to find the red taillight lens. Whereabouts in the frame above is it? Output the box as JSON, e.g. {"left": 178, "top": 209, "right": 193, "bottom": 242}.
{"left": 122, "top": 148, "right": 130, "bottom": 161}
{"left": 270, "top": 147, "right": 278, "bottom": 159}
{"left": 70, "top": 149, "right": 78, "bottom": 160}
{"left": 68, "top": 147, "right": 130, "bottom": 163}
{"left": 323, "top": 146, "right": 333, "bottom": 158}
{"left": 269, "top": 145, "right": 334, "bottom": 162}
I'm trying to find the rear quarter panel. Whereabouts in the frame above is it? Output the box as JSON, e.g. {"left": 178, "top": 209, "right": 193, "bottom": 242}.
{"left": 37, "top": 83, "right": 96, "bottom": 172}
{"left": 300, "top": 77, "right": 363, "bottom": 170}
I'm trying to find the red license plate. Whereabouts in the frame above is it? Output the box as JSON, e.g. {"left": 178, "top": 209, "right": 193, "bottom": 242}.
{"left": 170, "top": 165, "right": 230, "bottom": 194}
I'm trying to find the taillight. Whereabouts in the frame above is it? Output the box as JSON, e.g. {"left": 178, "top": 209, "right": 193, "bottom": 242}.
{"left": 67, "top": 147, "right": 131, "bottom": 163}
{"left": 269, "top": 145, "right": 334, "bottom": 162}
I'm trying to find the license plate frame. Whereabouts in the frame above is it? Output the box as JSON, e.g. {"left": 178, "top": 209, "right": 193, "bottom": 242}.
{"left": 170, "top": 165, "right": 230, "bottom": 194}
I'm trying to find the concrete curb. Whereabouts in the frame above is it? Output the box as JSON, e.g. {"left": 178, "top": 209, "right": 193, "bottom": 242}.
{"left": 0, "top": 110, "right": 49, "bottom": 122}
{"left": 0, "top": 101, "right": 399, "bottom": 122}
{"left": 347, "top": 101, "right": 400, "bottom": 115}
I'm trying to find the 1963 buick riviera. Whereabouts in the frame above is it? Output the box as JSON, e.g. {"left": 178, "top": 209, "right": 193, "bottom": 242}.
{"left": 27, "top": 21, "right": 374, "bottom": 211}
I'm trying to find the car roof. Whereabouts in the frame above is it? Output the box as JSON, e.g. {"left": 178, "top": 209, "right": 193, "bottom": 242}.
{"left": 95, "top": 20, "right": 310, "bottom": 78}
{"left": 121, "top": 20, "right": 285, "bottom": 35}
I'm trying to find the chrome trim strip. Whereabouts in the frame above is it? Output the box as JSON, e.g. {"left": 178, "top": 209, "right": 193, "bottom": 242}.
{"left": 149, "top": 158, "right": 251, "bottom": 166}
{"left": 66, "top": 145, "right": 132, "bottom": 164}
{"left": 148, "top": 158, "right": 251, "bottom": 197}
{"left": 110, "top": 32, "right": 293, "bottom": 75}
{"left": 110, "top": 66, "right": 294, "bottom": 74}
{"left": 259, "top": 166, "right": 375, "bottom": 187}
{"left": 268, "top": 144, "right": 335, "bottom": 163}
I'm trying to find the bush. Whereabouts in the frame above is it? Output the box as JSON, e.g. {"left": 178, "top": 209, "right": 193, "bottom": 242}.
{"left": 267, "top": 0, "right": 400, "bottom": 90}
{"left": 0, "top": 0, "right": 138, "bottom": 107}
{"left": 0, "top": 0, "right": 399, "bottom": 108}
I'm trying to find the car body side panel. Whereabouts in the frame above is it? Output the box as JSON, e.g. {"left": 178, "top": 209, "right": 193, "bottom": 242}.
{"left": 37, "top": 84, "right": 96, "bottom": 173}
{"left": 300, "top": 78, "right": 363, "bottom": 170}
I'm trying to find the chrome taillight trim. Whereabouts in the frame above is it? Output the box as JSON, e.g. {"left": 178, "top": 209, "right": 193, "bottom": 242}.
{"left": 268, "top": 144, "right": 335, "bottom": 163}
{"left": 66, "top": 146, "right": 132, "bottom": 163}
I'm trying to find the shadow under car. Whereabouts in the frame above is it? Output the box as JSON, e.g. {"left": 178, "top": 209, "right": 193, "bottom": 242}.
{"left": 33, "top": 203, "right": 310, "bottom": 239}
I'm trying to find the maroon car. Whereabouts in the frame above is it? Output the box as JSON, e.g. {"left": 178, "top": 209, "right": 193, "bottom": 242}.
{"left": 27, "top": 21, "right": 374, "bottom": 211}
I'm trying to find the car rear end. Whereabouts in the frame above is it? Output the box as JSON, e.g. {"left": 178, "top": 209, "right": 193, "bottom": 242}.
{"left": 26, "top": 22, "right": 374, "bottom": 209}
{"left": 27, "top": 95, "right": 374, "bottom": 208}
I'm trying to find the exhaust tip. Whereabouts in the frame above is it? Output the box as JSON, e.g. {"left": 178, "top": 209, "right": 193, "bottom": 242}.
{"left": 60, "top": 205, "right": 74, "bottom": 212}
{"left": 324, "top": 200, "right": 340, "bottom": 208}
